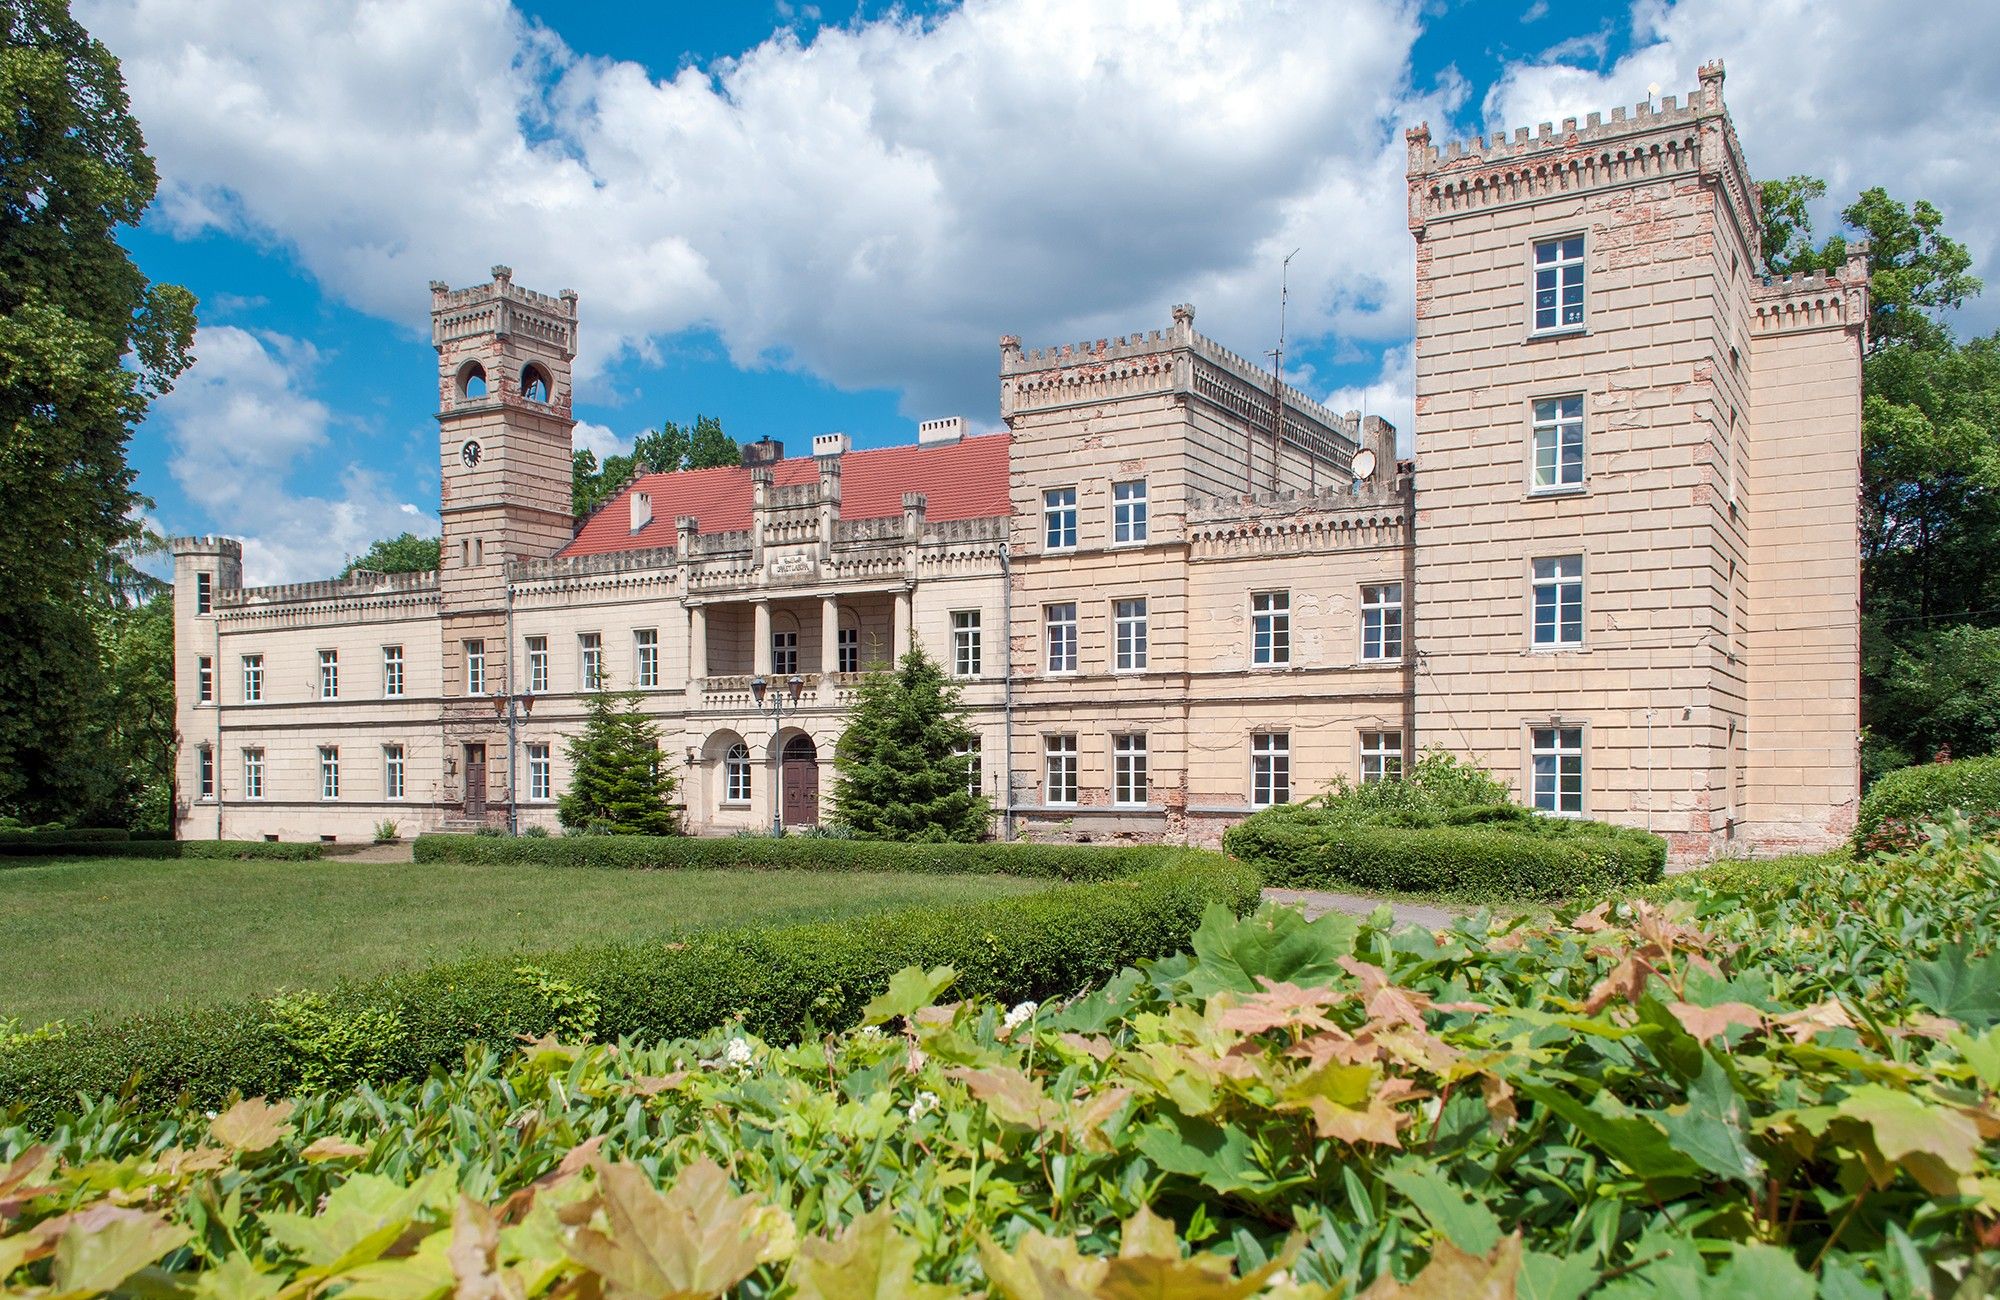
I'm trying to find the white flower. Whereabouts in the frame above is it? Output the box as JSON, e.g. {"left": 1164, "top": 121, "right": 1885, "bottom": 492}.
{"left": 1002, "top": 1000, "right": 1039, "bottom": 1033}
{"left": 855, "top": 1025, "right": 885, "bottom": 1041}
{"left": 908, "top": 1090, "right": 940, "bottom": 1120}
{"left": 722, "top": 1036, "right": 754, "bottom": 1067}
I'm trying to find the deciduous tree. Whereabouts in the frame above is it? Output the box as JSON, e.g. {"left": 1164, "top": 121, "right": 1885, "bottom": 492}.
{"left": 340, "top": 532, "right": 441, "bottom": 578}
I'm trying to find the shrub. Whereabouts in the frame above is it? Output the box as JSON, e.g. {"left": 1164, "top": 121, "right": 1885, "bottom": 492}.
{"left": 559, "top": 689, "right": 680, "bottom": 835}
{"left": 832, "top": 646, "right": 990, "bottom": 841}
{"left": 0, "top": 854, "right": 1256, "bottom": 1122}
{"left": 1853, "top": 754, "right": 2000, "bottom": 853}
{"left": 0, "top": 839, "right": 323, "bottom": 863}
{"left": 1302, "top": 749, "right": 1512, "bottom": 826}
{"left": 373, "top": 818, "right": 400, "bottom": 843}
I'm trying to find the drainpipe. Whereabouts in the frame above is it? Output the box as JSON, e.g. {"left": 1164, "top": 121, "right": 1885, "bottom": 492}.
{"left": 505, "top": 579, "right": 519, "bottom": 836}
{"left": 999, "top": 539, "right": 1016, "bottom": 842}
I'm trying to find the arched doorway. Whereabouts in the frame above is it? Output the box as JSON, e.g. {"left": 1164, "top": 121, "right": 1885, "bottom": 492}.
{"left": 781, "top": 734, "right": 819, "bottom": 829}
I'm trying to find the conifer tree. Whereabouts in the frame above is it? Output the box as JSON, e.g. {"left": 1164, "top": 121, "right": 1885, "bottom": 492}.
{"left": 832, "top": 646, "right": 990, "bottom": 841}
{"left": 557, "top": 690, "right": 679, "bottom": 835}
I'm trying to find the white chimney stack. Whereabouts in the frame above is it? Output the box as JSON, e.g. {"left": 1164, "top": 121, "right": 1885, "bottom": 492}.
{"left": 812, "top": 431, "right": 850, "bottom": 458}
{"left": 918, "top": 416, "right": 965, "bottom": 446}
{"left": 630, "top": 490, "right": 653, "bottom": 532}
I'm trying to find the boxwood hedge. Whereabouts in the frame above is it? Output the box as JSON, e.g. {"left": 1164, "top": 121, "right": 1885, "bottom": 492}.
{"left": 0, "top": 853, "right": 1256, "bottom": 1124}
{"left": 1853, "top": 754, "right": 2000, "bottom": 852}
{"left": 1224, "top": 801, "right": 1664, "bottom": 901}
{"left": 0, "top": 838, "right": 323, "bottom": 862}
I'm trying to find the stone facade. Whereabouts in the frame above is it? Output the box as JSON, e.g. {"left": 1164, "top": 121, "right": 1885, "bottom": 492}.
{"left": 170, "top": 64, "right": 1863, "bottom": 859}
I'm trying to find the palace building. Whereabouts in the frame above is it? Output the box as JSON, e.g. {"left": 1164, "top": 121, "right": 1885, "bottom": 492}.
{"left": 170, "top": 63, "right": 1866, "bottom": 860}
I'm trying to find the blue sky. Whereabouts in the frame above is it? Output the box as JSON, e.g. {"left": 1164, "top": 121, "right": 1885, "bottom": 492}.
{"left": 90, "top": 0, "right": 2000, "bottom": 582}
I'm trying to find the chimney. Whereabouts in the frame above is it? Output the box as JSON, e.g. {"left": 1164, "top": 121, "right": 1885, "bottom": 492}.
{"left": 630, "top": 490, "right": 653, "bottom": 533}
{"left": 741, "top": 437, "right": 785, "bottom": 467}
{"left": 917, "top": 416, "right": 965, "bottom": 446}
{"left": 812, "top": 431, "right": 850, "bottom": 458}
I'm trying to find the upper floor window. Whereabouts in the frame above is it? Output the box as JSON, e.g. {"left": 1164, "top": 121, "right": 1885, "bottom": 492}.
{"left": 1114, "top": 598, "right": 1148, "bottom": 671}
{"left": 771, "top": 630, "right": 799, "bottom": 677}
{"left": 723, "top": 743, "right": 752, "bottom": 804}
{"left": 1044, "top": 603, "right": 1078, "bottom": 674}
{"left": 1113, "top": 733, "right": 1149, "bottom": 806}
{"left": 1044, "top": 734, "right": 1078, "bottom": 806}
{"left": 241, "top": 655, "right": 263, "bottom": 703}
{"left": 521, "top": 363, "right": 552, "bottom": 404}
{"left": 195, "top": 571, "right": 213, "bottom": 614}
{"left": 1251, "top": 732, "right": 1290, "bottom": 807}
{"left": 527, "top": 743, "right": 552, "bottom": 801}
{"left": 1252, "top": 592, "right": 1290, "bottom": 667}
{"left": 1043, "top": 488, "right": 1078, "bottom": 551}
{"left": 464, "top": 639, "right": 486, "bottom": 696}
{"left": 837, "top": 627, "right": 859, "bottom": 674}
{"left": 635, "top": 628, "right": 659, "bottom": 689}
{"left": 1532, "top": 395, "right": 1585, "bottom": 491}
{"left": 197, "top": 656, "right": 214, "bottom": 704}
{"left": 1361, "top": 583, "right": 1403, "bottom": 662}
{"left": 318, "top": 649, "right": 339, "bottom": 700}
{"left": 197, "top": 745, "right": 215, "bottom": 800}
{"left": 953, "top": 611, "right": 982, "bottom": 677}
{"left": 1361, "top": 731, "right": 1403, "bottom": 784}
{"left": 318, "top": 746, "right": 340, "bottom": 800}
{"left": 242, "top": 748, "right": 264, "bottom": 800}
{"left": 1532, "top": 555, "right": 1584, "bottom": 647}
{"left": 526, "top": 636, "right": 549, "bottom": 693}
{"left": 1112, "top": 480, "right": 1149, "bottom": 544}
{"left": 1531, "top": 726, "right": 1584, "bottom": 815}
{"left": 579, "top": 633, "right": 604, "bottom": 690}
{"left": 384, "top": 745, "right": 406, "bottom": 800}
{"left": 382, "top": 645, "right": 405, "bottom": 698}
{"left": 1533, "top": 235, "right": 1585, "bottom": 333}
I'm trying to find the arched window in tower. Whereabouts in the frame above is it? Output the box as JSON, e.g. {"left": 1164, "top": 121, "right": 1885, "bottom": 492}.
{"left": 457, "top": 361, "right": 488, "bottom": 400}
{"left": 521, "top": 363, "right": 552, "bottom": 404}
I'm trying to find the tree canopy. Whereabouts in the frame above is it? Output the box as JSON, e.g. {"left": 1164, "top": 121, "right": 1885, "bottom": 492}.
{"left": 832, "top": 647, "right": 990, "bottom": 842}
{"left": 573, "top": 414, "right": 739, "bottom": 519}
{"left": 340, "top": 532, "right": 441, "bottom": 578}
{"left": 558, "top": 690, "right": 680, "bottom": 835}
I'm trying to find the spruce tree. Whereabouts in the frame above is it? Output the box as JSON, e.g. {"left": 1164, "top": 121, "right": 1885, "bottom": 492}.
{"left": 557, "top": 690, "right": 679, "bottom": 835}
{"left": 832, "top": 646, "right": 990, "bottom": 841}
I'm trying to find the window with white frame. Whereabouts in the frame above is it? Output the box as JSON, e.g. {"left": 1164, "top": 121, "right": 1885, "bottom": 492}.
{"left": 318, "top": 649, "right": 339, "bottom": 699}
{"left": 1532, "top": 555, "right": 1584, "bottom": 647}
{"left": 243, "top": 748, "right": 264, "bottom": 800}
{"left": 1114, "top": 598, "right": 1148, "bottom": 671}
{"left": 1531, "top": 727, "right": 1584, "bottom": 815}
{"left": 1252, "top": 592, "right": 1290, "bottom": 667}
{"left": 723, "top": 742, "right": 752, "bottom": 803}
{"left": 1113, "top": 733, "right": 1148, "bottom": 806}
{"left": 1361, "top": 583, "right": 1403, "bottom": 661}
{"left": 1533, "top": 235, "right": 1585, "bottom": 333}
{"left": 1044, "top": 734, "right": 1078, "bottom": 805}
{"left": 197, "top": 656, "right": 214, "bottom": 704}
{"left": 197, "top": 745, "right": 214, "bottom": 800}
{"left": 771, "top": 629, "right": 799, "bottom": 677}
{"left": 579, "top": 633, "right": 604, "bottom": 690}
{"left": 1251, "top": 732, "right": 1290, "bottom": 807}
{"left": 1112, "top": 480, "right": 1149, "bottom": 544}
{"left": 526, "top": 636, "right": 549, "bottom": 693}
{"left": 527, "top": 743, "right": 551, "bottom": 801}
{"left": 382, "top": 645, "right": 404, "bottom": 698}
{"left": 464, "top": 640, "right": 486, "bottom": 695}
{"left": 837, "top": 627, "right": 859, "bottom": 674}
{"left": 635, "top": 628, "right": 659, "bottom": 688}
{"left": 1043, "top": 487, "right": 1077, "bottom": 550}
{"left": 954, "top": 742, "right": 982, "bottom": 798}
{"left": 242, "top": 654, "right": 263, "bottom": 703}
{"left": 952, "top": 611, "right": 982, "bottom": 677}
{"left": 196, "top": 571, "right": 213, "bottom": 614}
{"left": 384, "top": 745, "right": 405, "bottom": 800}
{"left": 1044, "top": 603, "right": 1077, "bottom": 673}
{"left": 1531, "top": 395, "right": 1585, "bottom": 490}
{"left": 1360, "top": 731, "right": 1403, "bottom": 784}
{"left": 318, "top": 746, "right": 340, "bottom": 800}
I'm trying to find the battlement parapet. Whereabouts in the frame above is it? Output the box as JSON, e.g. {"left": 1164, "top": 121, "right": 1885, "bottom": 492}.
{"left": 170, "top": 535, "right": 243, "bottom": 558}
{"left": 219, "top": 567, "right": 439, "bottom": 610}
{"left": 834, "top": 516, "right": 906, "bottom": 546}
{"left": 508, "top": 546, "right": 677, "bottom": 583}
{"left": 686, "top": 528, "right": 753, "bottom": 558}
{"left": 1188, "top": 474, "right": 1411, "bottom": 527}
{"left": 921, "top": 515, "right": 1008, "bottom": 546}
{"left": 1749, "top": 242, "right": 1870, "bottom": 337}
{"left": 430, "top": 265, "right": 579, "bottom": 355}
{"left": 1409, "top": 61, "right": 1725, "bottom": 175}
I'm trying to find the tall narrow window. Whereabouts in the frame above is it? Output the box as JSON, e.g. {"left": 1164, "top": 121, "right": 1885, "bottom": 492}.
{"left": 1361, "top": 583, "right": 1403, "bottom": 661}
{"left": 526, "top": 636, "right": 549, "bottom": 692}
{"left": 837, "top": 627, "right": 859, "bottom": 674}
{"left": 1044, "top": 603, "right": 1078, "bottom": 674}
{"left": 1532, "top": 556, "right": 1584, "bottom": 647}
{"left": 382, "top": 645, "right": 404, "bottom": 698}
{"left": 243, "top": 748, "right": 264, "bottom": 800}
{"left": 955, "top": 742, "right": 982, "bottom": 798}
{"left": 383, "top": 745, "right": 405, "bottom": 800}
{"left": 634, "top": 628, "right": 659, "bottom": 688}
{"left": 1360, "top": 731, "right": 1403, "bottom": 784}
{"left": 1531, "top": 727, "right": 1584, "bottom": 815}
{"left": 1531, "top": 395, "right": 1585, "bottom": 490}
{"left": 196, "top": 571, "right": 213, "bottom": 614}
{"left": 1112, "top": 480, "right": 1149, "bottom": 544}
{"left": 318, "top": 746, "right": 340, "bottom": 800}
{"left": 771, "top": 630, "right": 799, "bottom": 676}
{"left": 318, "top": 649, "right": 339, "bottom": 699}
{"left": 528, "top": 743, "right": 552, "bottom": 801}
{"left": 242, "top": 654, "right": 264, "bottom": 703}
{"left": 1252, "top": 592, "right": 1290, "bottom": 667}
{"left": 197, "top": 656, "right": 214, "bottom": 704}
{"left": 953, "top": 611, "right": 982, "bottom": 677}
{"left": 723, "top": 743, "right": 752, "bottom": 803}
{"left": 579, "top": 633, "right": 604, "bottom": 690}
{"left": 1533, "top": 235, "right": 1585, "bottom": 332}
{"left": 197, "top": 745, "right": 215, "bottom": 800}
{"left": 1113, "top": 733, "right": 1149, "bottom": 806}
{"left": 1251, "top": 733, "right": 1290, "bottom": 807}
{"left": 1043, "top": 488, "right": 1078, "bottom": 550}
{"left": 1044, "top": 734, "right": 1078, "bottom": 805}
{"left": 1114, "top": 598, "right": 1148, "bottom": 671}
{"left": 464, "top": 640, "right": 486, "bottom": 695}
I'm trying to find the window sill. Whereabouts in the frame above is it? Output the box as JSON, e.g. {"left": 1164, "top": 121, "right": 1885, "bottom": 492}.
{"left": 1526, "top": 326, "right": 1588, "bottom": 343}
{"left": 1526, "top": 644, "right": 1589, "bottom": 656}
{"left": 1526, "top": 484, "right": 1588, "bottom": 500}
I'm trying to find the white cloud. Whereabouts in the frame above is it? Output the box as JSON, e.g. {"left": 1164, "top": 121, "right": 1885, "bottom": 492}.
{"left": 1322, "top": 343, "right": 1414, "bottom": 458}
{"left": 153, "top": 326, "right": 437, "bottom": 584}
{"left": 1482, "top": 0, "right": 2000, "bottom": 331}
{"left": 572, "top": 420, "right": 633, "bottom": 464}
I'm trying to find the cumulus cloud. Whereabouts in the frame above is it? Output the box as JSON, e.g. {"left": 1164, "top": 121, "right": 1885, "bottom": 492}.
{"left": 572, "top": 420, "right": 633, "bottom": 463}
{"left": 1322, "top": 343, "right": 1414, "bottom": 458}
{"left": 152, "top": 326, "right": 437, "bottom": 584}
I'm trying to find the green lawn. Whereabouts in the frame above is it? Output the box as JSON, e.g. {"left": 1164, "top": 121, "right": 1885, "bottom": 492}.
{"left": 0, "top": 857, "right": 1045, "bottom": 1024}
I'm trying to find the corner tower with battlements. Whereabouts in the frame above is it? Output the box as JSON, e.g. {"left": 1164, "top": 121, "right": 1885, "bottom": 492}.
{"left": 1405, "top": 60, "right": 1865, "bottom": 857}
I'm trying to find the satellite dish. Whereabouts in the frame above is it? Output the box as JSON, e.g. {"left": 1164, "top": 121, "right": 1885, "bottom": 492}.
{"left": 1351, "top": 447, "right": 1378, "bottom": 482}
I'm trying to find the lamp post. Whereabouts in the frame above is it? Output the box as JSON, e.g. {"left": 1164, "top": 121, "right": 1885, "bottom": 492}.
{"left": 749, "top": 673, "right": 804, "bottom": 836}
{"left": 490, "top": 688, "right": 536, "bottom": 835}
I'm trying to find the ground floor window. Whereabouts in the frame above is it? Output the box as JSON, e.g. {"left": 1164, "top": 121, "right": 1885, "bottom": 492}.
{"left": 1531, "top": 727, "right": 1584, "bottom": 815}
{"left": 318, "top": 746, "right": 340, "bottom": 800}
{"left": 1251, "top": 733, "right": 1290, "bottom": 807}
{"left": 1113, "top": 733, "right": 1148, "bottom": 805}
{"left": 955, "top": 742, "right": 982, "bottom": 798}
{"left": 198, "top": 745, "right": 214, "bottom": 800}
{"left": 1360, "top": 731, "right": 1403, "bottom": 784}
{"left": 1045, "top": 734, "right": 1078, "bottom": 805}
{"left": 724, "top": 742, "right": 752, "bottom": 804}
{"left": 384, "top": 745, "right": 405, "bottom": 800}
{"left": 528, "top": 742, "right": 551, "bottom": 801}
{"left": 243, "top": 749, "right": 263, "bottom": 800}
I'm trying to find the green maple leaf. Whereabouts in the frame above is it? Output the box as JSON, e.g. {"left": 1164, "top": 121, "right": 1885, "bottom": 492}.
{"left": 48, "top": 1207, "right": 191, "bottom": 1297}
{"left": 565, "top": 1159, "right": 775, "bottom": 1299}
{"left": 1909, "top": 942, "right": 2000, "bottom": 1028}
{"left": 1658, "top": 1053, "right": 1765, "bottom": 1187}
{"left": 788, "top": 1206, "right": 951, "bottom": 1299}
{"left": 1184, "top": 903, "right": 1358, "bottom": 999}
{"left": 1384, "top": 1165, "right": 1503, "bottom": 1256}
{"left": 860, "top": 965, "right": 958, "bottom": 1027}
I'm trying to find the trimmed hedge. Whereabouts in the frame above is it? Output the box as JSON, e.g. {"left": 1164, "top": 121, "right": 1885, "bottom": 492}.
{"left": 0, "top": 826, "right": 132, "bottom": 845}
{"left": 0, "top": 854, "right": 1257, "bottom": 1124}
{"left": 1853, "top": 754, "right": 2000, "bottom": 852}
{"left": 1224, "top": 802, "right": 1664, "bottom": 901}
{"left": 0, "top": 839, "right": 323, "bottom": 862}
{"left": 415, "top": 831, "right": 1190, "bottom": 881}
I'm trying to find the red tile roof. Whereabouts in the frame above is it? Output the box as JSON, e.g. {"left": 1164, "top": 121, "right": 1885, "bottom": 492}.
{"left": 560, "top": 432, "right": 1012, "bottom": 558}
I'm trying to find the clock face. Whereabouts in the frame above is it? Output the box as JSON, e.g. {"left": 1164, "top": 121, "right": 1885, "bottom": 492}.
{"left": 460, "top": 441, "right": 482, "bottom": 468}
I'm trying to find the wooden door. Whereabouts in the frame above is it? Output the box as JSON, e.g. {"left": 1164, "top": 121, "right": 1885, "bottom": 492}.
{"left": 464, "top": 744, "right": 487, "bottom": 816}
{"left": 781, "top": 735, "right": 818, "bottom": 828}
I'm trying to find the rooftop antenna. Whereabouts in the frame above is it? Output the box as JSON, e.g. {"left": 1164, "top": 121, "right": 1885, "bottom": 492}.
{"left": 1265, "top": 248, "right": 1300, "bottom": 492}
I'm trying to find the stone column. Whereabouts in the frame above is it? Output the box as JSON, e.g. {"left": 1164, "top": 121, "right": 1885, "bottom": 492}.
{"left": 821, "top": 597, "right": 841, "bottom": 676}
{"left": 753, "top": 600, "right": 772, "bottom": 677}
{"left": 893, "top": 589, "right": 912, "bottom": 660}
{"left": 688, "top": 605, "right": 707, "bottom": 681}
